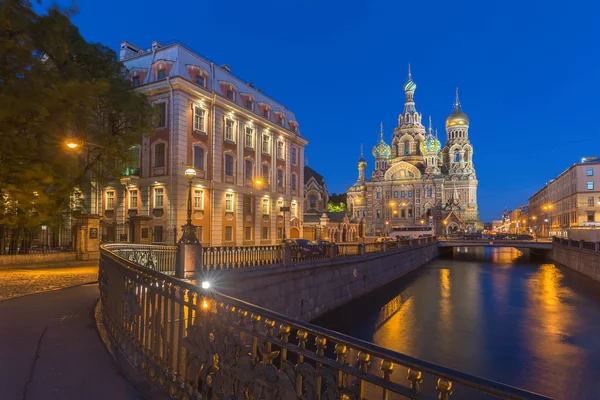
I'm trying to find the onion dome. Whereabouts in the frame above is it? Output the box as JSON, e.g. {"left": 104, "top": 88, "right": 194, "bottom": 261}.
{"left": 403, "top": 63, "right": 416, "bottom": 92}
{"left": 420, "top": 134, "right": 441, "bottom": 154}
{"left": 372, "top": 123, "right": 391, "bottom": 159}
{"left": 446, "top": 88, "right": 469, "bottom": 127}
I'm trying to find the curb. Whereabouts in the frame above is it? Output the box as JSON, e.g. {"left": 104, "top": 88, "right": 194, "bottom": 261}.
{"left": 93, "top": 301, "right": 171, "bottom": 400}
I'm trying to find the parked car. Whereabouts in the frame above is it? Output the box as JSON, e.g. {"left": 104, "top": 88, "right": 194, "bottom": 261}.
{"left": 315, "top": 239, "right": 332, "bottom": 246}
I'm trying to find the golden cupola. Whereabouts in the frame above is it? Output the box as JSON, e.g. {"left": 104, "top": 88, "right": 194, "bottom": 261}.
{"left": 445, "top": 88, "right": 469, "bottom": 127}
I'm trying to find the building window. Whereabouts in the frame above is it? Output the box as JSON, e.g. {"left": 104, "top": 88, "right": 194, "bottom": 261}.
{"left": 154, "top": 143, "right": 166, "bottom": 167}
{"left": 376, "top": 192, "right": 381, "bottom": 199}
{"left": 262, "top": 134, "right": 270, "bottom": 154}
{"left": 587, "top": 168, "right": 594, "bottom": 176}
{"left": 245, "top": 159, "right": 253, "bottom": 180}
{"left": 129, "top": 190, "right": 138, "bottom": 208}
{"left": 193, "top": 146, "right": 204, "bottom": 170}
{"left": 262, "top": 227, "right": 269, "bottom": 240}
{"left": 156, "top": 102, "right": 166, "bottom": 128}
{"left": 154, "top": 188, "right": 164, "bottom": 208}
{"left": 225, "top": 226, "right": 233, "bottom": 241}
{"left": 393, "top": 191, "right": 398, "bottom": 198}
{"left": 291, "top": 147, "right": 298, "bottom": 165}
{"left": 376, "top": 209, "right": 381, "bottom": 218}
{"left": 408, "top": 191, "right": 413, "bottom": 198}
{"left": 401, "top": 209, "right": 406, "bottom": 218}
{"left": 245, "top": 227, "right": 252, "bottom": 241}
{"left": 245, "top": 127, "right": 253, "bottom": 148}
{"left": 277, "top": 169, "right": 284, "bottom": 187}
{"left": 589, "top": 196, "right": 595, "bottom": 206}
{"left": 277, "top": 115, "right": 284, "bottom": 126}
{"left": 244, "top": 196, "right": 253, "bottom": 214}
{"left": 226, "top": 90, "right": 234, "bottom": 101}
{"left": 588, "top": 212, "right": 595, "bottom": 222}
{"left": 246, "top": 99, "right": 253, "bottom": 110}
{"left": 193, "top": 106, "right": 205, "bottom": 132}
{"left": 408, "top": 208, "right": 413, "bottom": 217}
{"left": 262, "top": 198, "right": 270, "bottom": 215}
{"left": 106, "top": 191, "right": 115, "bottom": 210}
{"left": 194, "top": 189, "right": 204, "bottom": 210}
{"left": 224, "top": 118, "right": 234, "bottom": 142}
{"left": 262, "top": 164, "right": 270, "bottom": 183}
{"left": 588, "top": 182, "right": 594, "bottom": 190}
{"left": 310, "top": 196, "right": 316, "bottom": 208}
{"left": 427, "top": 189, "right": 432, "bottom": 197}
{"left": 225, "top": 154, "right": 234, "bottom": 176}
{"left": 291, "top": 173, "right": 297, "bottom": 191}
{"left": 278, "top": 227, "right": 283, "bottom": 239}
{"left": 277, "top": 199, "right": 284, "bottom": 216}
{"left": 277, "top": 140, "right": 284, "bottom": 159}
{"left": 401, "top": 191, "right": 405, "bottom": 198}
{"left": 263, "top": 109, "right": 269, "bottom": 119}
{"left": 196, "top": 75, "right": 205, "bottom": 87}
{"left": 291, "top": 202, "right": 298, "bottom": 218}
{"left": 157, "top": 69, "right": 166, "bottom": 80}
{"left": 132, "top": 76, "right": 140, "bottom": 87}
{"left": 225, "top": 193, "right": 234, "bottom": 212}
{"left": 455, "top": 152, "right": 460, "bottom": 162}
{"left": 153, "top": 226, "right": 163, "bottom": 243}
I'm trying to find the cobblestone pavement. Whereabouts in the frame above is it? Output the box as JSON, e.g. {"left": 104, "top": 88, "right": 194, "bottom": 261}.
{"left": 0, "top": 261, "right": 98, "bottom": 301}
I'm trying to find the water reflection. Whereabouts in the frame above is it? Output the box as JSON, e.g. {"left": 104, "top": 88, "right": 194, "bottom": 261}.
{"left": 318, "top": 246, "right": 600, "bottom": 400}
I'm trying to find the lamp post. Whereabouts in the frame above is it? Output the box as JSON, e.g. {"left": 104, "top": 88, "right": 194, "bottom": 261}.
{"left": 179, "top": 167, "right": 199, "bottom": 244}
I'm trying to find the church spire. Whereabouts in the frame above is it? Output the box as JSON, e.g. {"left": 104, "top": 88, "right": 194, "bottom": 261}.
{"left": 379, "top": 122, "right": 384, "bottom": 141}
{"left": 455, "top": 87, "right": 460, "bottom": 109}
{"left": 428, "top": 115, "right": 433, "bottom": 135}
{"left": 408, "top": 63, "right": 412, "bottom": 80}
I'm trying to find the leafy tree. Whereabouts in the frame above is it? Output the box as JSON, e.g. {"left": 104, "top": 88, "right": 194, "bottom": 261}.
{"left": 327, "top": 192, "right": 348, "bottom": 213}
{"left": 0, "top": 0, "right": 154, "bottom": 231}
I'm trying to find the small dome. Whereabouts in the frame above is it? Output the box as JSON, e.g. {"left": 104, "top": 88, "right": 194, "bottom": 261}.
{"left": 403, "top": 79, "right": 416, "bottom": 92}
{"left": 372, "top": 139, "right": 391, "bottom": 159}
{"left": 419, "top": 134, "right": 441, "bottom": 154}
{"left": 446, "top": 108, "right": 469, "bottom": 127}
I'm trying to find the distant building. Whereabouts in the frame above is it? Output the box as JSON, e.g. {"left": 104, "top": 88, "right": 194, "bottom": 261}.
{"left": 528, "top": 157, "right": 600, "bottom": 239}
{"left": 88, "top": 41, "right": 307, "bottom": 246}
{"left": 303, "top": 166, "right": 361, "bottom": 242}
{"left": 346, "top": 67, "right": 479, "bottom": 237}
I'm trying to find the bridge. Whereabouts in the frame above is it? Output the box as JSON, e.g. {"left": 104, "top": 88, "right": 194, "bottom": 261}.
{"left": 438, "top": 238, "right": 553, "bottom": 250}
{"left": 97, "top": 239, "right": 552, "bottom": 400}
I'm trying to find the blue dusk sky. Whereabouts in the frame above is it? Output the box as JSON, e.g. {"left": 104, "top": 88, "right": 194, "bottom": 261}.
{"left": 38, "top": 0, "right": 600, "bottom": 221}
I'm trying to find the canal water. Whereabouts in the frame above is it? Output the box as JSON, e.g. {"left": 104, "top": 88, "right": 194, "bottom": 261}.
{"left": 315, "top": 247, "right": 600, "bottom": 399}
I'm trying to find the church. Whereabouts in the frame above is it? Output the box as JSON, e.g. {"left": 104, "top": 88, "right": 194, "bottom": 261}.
{"left": 346, "top": 67, "right": 480, "bottom": 237}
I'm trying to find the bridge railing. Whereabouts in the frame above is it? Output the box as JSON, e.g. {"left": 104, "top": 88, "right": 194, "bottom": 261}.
{"left": 202, "top": 245, "right": 282, "bottom": 269}
{"left": 104, "top": 243, "right": 177, "bottom": 275}
{"left": 553, "top": 236, "right": 600, "bottom": 252}
{"left": 99, "top": 244, "right": 553, "bottom": 400}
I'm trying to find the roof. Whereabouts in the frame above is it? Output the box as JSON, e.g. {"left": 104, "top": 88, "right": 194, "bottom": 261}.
{"left": 326, "top": 212, "right": 347, "bottom": 222}
{"left": 304, "top": 165, "right": 325, "bottom": 185}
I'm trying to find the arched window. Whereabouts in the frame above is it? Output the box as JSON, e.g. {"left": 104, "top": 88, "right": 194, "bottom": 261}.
{"left": 404, "top": 142, "right": 410, "bottom": 155}
{"left": 464, "top": 149, "right": 470, "bottom": 162}
{"left": 225, "top": 154, "right": 234, "bottom": 176}
{"left": 455, "top": 152, "right": 460, "bottom": 162}
{"left": 193, "top": 146, "right": 204, "bottom": 170}
{"left": 291, "top": 173, "right": 297, "bottom": 191}
{"left": 310, "top": 195, "right": 316, "bottom": 208}
{"left": 261, "top": 164, "right": 270, "bottom": 183}
{"left": 244, "top": 159, "right": 253, "bottom": 180}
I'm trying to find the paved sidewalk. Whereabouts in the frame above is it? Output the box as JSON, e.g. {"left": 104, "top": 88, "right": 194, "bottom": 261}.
{"left": 0, "top": 284, "right": 143, "bottom": 399}
{"left": 0, "top": 260, "right": 98, "bottom": 301}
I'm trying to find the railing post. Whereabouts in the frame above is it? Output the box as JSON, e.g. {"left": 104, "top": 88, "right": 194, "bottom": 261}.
{"left": 360, "top": 243, "right": 366, "bottom": 256}
{"left": 175, "top": 241, "right": 203, "bottom": 279}
{"left": 283, "top": 242, "right": 292, "bottom": 266}
{"left": 382, "top": 241, "right": 387, "bottom": 252}
{"left": 580, "top": 240, "right": 585, "bottom": 249}
{"left": 330, "top": 243, "right": 338, "bottom": 259}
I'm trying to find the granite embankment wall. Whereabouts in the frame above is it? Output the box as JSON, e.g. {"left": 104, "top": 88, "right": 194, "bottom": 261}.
{"left": 0, "top": 252, "right": 77, "bottom": 265}
{"left": 218, "top": 242, "right": 438, "bottom": 321}
{"left": 550, "top": 244, "right": 600, "bottom": 281}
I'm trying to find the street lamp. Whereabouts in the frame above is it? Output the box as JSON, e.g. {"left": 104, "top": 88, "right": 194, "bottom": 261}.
{"left": 420, "top": 219, "right": 424, "bottom": 225}
{"left": 179, "top": 167, "right": 199, "bottom": 244}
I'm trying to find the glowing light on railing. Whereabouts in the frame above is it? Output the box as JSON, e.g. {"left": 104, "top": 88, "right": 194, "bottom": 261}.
{"left": 202, "top": 300, "right": 209, "bottom": 309}
{"left": 202, "top": 281, "right": 210, "bottom": 289}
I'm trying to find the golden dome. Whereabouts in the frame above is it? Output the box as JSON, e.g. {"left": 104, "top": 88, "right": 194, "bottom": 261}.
{"left": 445, "top": 108, "right": 469, "bottom": 127}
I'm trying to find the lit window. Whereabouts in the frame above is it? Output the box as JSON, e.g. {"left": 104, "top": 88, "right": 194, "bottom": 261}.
{"left": 224, "top": 118, "right": 235, "bottom": 142}
{"left": 262, "top": 134, "right": 270, "bottom": 154}
{"left": 245, "top": 159, "right": 253, "bottom": 180}
{"left": 154, "top": 143, "right": 165, "bottom": 167}
{"left": 393, "top": 191, "right": 398, "bottom": 198}
{"left": 291, "top": 202, "right": 298, "bottom": 218}
{"left": 226, "top": 90, "right": 234, "bottom": 101}
{"left": 245, "top": 127, "right": 253, "bottom": 148}
{"left": 587, "top": 168, "right": 594, "bottom": 176}
{"left": 193, "top": 146, "right": 204, "bottom": 170}
{"left": 291, "top": 147, "right": 298, "bottom": 165}
{"left": 291, "top": 173, "right": 297, "bottom": 191}
{"left": 156, "top": 102, "right": 166, "bottom": 128}
{"left": 106, "top": 191, "right": 115, "bottom": 210}
{"left": 194, "top": 189, "right": 204, "bottom": 210}
{"left": 193, "top": 106, "right": 205, "bottom": 132}
{"left": 588, "top": 182, "right": 595, "bottom": 190}
{"left": 157, "top": 69, "right": 166, "bottom": 80}
{"left": 262, "top": 227, "right": 269, "bottom": 240}
{"left": 401, "top": 191, "right": 405, "bottom": 198}
{"left": 132, "top": 76, "right": 140, "bottom": 87}
{"left": 277, "top": 140, "right": 284, "bottom": 159}
{"left": 225, "top": 226, "right": 233, "bottom": 241}
{"left": 277, "top": 169, "right": 284, "bottom": 187}
{"left": 246, "top": 99, "right": 253, "bottom": 110}
{"left": 154, "top": 188, "right": 164, "bottom": 208}
{"left": 408, "top": 191, "right": 413, "bottom": 198}
{"left": 196, "top": 75, "right": 205, "bottom": 87}
{"left": 225, "top": 193, "right": 234, "bottom": 212}
{"left": 262, "top": 198, "right": 270, "bottom": 215}
{"left": 277, "top": 199, "right": 284, "bottom": 215}
{"left": 262, "top": 164, "right": 270, "bottom": 183}
{"left": 245, "top": 227, "right": 252, "bottom": 241}
{"left": 129, "top": 190, "right": 138, "bottom": 208}
{"left": 225, "top": 154, "right": 234, "bottom": 176}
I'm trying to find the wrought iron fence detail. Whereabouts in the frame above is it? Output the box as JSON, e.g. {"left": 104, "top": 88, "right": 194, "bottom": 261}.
{"left": 99, "top": 245, "right": 553, "bottom": 400}
{"left": 202, "top": 245, "right": 282, "bottom": 269}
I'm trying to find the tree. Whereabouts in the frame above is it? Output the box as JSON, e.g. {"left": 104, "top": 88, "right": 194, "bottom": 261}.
{"left": 327, "top": 193, "right": 347, "bottom": 213}
{"left": 0, "top": 0, "right": 154, "bottom": 230}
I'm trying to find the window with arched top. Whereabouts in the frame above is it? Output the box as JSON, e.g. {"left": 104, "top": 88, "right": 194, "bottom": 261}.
{"left": 464, "top": 149, "right": 470, "bottom": 162}
{"left": 310, "top": 195, "right": 316, "bottom": 208}
{"left": 455, "top": 152, "right": 460, "bottom": 162}
{"left": 404, "top": 142, "right": 410, "bottom": 155}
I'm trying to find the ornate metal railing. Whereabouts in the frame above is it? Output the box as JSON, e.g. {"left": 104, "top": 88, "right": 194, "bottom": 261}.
{"left": 553, "top": 236, "right": 599, "bottom": 252}
{"left": 337, "top": 244, "right": 361, "bottom": 257}
{"left": 202, "top": 245, "right": 282, "bottom": 269}
{"left": 290, "top": 243, "right": 330, "bottom": 263}
{"left": 105, "top": 243, "right": 177, "bottom": 275}
{"left": 99, "top": 244, "right": 553, "bottom": 400}
{"left": 365, "top": 242, "right": 383, "bottom": 253}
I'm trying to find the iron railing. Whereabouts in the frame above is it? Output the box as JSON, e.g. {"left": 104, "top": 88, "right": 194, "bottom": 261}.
{"left": 104, "top": 243, "right": 177, "bottom": 275}
{"left": 553, "top": 236, "right": 599, "bottom": 252}
{"left": 337, "top": 243, "right": 361, "bottom": 257}
{"left": 365, "top": 242, "right": 383, "bottom": 253}
{"left": 202, "top": 245, "right": 282, "bottom": 269}
{"left": 0, "top": 225, "right": 72, "bottom": 255}
{"left": 99, "top": 245, "right": 553, "bottom": 400}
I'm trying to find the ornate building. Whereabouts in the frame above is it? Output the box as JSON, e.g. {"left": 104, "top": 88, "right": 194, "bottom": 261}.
{"left": 347, "top": 67, "right": 479, "bottom": 236}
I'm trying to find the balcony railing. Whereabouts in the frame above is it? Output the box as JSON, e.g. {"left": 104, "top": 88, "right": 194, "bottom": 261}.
{"left": 99, "top": 244, "right": 552, "bottom": 400}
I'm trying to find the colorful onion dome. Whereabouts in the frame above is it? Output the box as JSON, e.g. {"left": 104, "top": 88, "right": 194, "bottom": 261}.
{"left": 403, "top": 63, "right": 416, "bottom": 92}
{"left": 372, "top": 123, "right": 391, "bottom": 159}
{"left": 420, "top": 134, "right": 441, "bottom": 154}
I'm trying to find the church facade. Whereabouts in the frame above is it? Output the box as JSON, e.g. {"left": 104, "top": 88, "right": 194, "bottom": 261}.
{"left": 346, "top": 67, "right": 480, "bottom": 236}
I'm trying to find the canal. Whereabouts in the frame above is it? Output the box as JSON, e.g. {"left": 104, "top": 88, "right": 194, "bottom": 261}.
{"left": 314, "top": 247, "right": 600, "bottom": 399}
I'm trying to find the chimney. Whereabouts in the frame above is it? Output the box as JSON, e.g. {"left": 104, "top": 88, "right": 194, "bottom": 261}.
{"left": 152, "top": 41, "right": 162, "bottom": 52}
{"left": 120, "top": 41, "right": 142, "bottom": 61}
{"left": 221, "top": 64, "right": 231, "bottom": 74}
